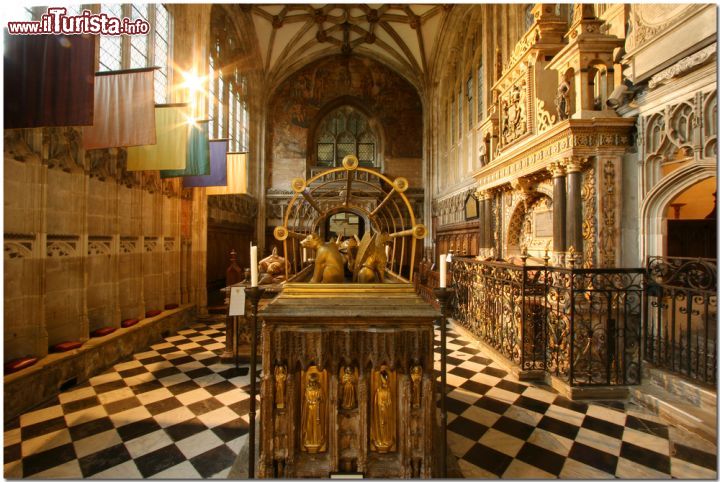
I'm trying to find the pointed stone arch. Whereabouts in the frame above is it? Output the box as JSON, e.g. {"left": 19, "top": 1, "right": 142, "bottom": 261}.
{"left": 641, "top": 158, "right": 717, "bottom": 258}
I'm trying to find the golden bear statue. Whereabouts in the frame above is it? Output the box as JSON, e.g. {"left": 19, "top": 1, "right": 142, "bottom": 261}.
{"left": 300, "top": 233, "right": 345, "bottom": 283}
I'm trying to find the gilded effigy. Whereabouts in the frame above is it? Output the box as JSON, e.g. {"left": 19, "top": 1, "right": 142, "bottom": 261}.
{"left": 258, "top": 156, "right": 438, "bottom": 478}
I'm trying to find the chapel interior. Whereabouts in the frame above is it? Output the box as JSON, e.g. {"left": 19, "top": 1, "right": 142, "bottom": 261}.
{"left": 3, "top": 2, "right": 718, "bottom": 479}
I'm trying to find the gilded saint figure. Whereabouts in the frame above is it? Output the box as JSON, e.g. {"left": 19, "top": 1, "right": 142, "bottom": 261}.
{"left": 274, "top": 365, "right": 287, "bottom": 409}
{"left": 370, "top": 368, "right": 395, "bottom": 452}
{"left": 301, "top": 371, "right": 325, "bottom": 453}
{"left": 410, "top": 365, "right": 422, "bottom": 408}
{"left": 340, "top": 365, "right": 357, "bottom": 409}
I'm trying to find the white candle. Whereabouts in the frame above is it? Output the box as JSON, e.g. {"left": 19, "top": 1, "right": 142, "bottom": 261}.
{"left": 385, "top": 245, "right": 390, "bottom": 260}
{"left": 439, "top": 254, "right": 447, "bottom": 288}
{"left": 302, "top": 247, "right": 307, "bottom": 262}
{"left": 250, "top": 245, "right": 258, "bottom": 287}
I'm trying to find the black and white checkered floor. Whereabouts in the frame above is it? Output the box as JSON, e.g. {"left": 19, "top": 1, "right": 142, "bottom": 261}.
{"left": 4, "top": 318, "right": 717, "bottom": 479}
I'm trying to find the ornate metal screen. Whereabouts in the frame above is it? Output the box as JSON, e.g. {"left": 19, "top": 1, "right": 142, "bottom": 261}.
{"left": 644, "top": 256, "right": 717, "bottom": 385}
{"left": 451, "top": 257, "right": 644, "bottom": 387}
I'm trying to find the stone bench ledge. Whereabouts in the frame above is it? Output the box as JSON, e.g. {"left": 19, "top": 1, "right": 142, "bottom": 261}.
{"left": 4, "top": 304, "right": 195, "bottom": 420}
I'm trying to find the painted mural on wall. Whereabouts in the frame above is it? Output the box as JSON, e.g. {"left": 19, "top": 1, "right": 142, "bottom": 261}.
{"left": 269, "top": 54, "right": 423, "bottom": 184}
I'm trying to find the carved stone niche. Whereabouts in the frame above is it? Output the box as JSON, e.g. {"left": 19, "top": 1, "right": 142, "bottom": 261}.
{"left": 257, "top": 284, "right": 438, "bottom": 479}
{"left": 492, "top": 4, "right": 568, "bottom": 152}
{"left": 547, "top": 4, "right": 624, "bottom": 120}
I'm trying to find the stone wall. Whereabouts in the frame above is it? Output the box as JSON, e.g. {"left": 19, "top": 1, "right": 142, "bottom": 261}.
{"left": 267, "top": 54, "right": 423, "bottom": 191}
{"left": 3, "top": 128, "right": 204, "bottom": 362}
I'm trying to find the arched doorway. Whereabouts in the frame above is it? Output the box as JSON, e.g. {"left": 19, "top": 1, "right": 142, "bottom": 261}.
{"left": 664, "top": 176, "right": 716, "bottom": 258}
{"left": 641, "top": 160, "right": 717, "bottom": 259}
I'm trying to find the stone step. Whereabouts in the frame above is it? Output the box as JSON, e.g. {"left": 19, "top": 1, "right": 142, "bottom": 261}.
{"left": 631, "top": 382, "right": 717, "bottom": 444}
{"left": 644, "top": 365, "right": 716, "bottom": 412}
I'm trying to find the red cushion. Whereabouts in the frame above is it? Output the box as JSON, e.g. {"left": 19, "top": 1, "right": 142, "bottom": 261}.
{"left": 5, "top": 357, "right": 38, "bottom": 374}
{"left": 145, "top": 310, "right": 162, "bottom": 318}
{"left": 121, "top": 318, "right": 139, "bottom": 328}
{"left": 50, "top": 341, "right": 83, "bottom": 352}
{"left": 90, "top": 327, "right": 117, "bottom": 337}
{"left": 164, "top": 303, "right": 179, "bottom": 310}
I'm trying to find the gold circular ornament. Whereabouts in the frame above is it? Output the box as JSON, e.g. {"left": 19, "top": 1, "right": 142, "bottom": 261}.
{"left": 412, "top": 224, "right": 427, "bottom": 239}
{"left": 291, "top": 178, "right": 307, "bottom": 193}
{"left": 342, "top": 155, "right": 359, "bottom": 170}
{"left": 274, "top": 226, "right": 289, "bottom": 241}
{"left": 394, "top": 177, "right": 409, "bottom": 193}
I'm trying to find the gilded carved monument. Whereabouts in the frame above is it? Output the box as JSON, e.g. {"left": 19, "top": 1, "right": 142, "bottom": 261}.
{"left": 259, "top": 157, "right": 438, "bottom": 478}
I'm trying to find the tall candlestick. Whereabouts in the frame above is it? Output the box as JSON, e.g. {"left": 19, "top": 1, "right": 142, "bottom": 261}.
{"left": 250, "top": 245, "right": 258, "bottom": 287}
{"left": 439, "top": 254, "right": 447, "bottom": 288}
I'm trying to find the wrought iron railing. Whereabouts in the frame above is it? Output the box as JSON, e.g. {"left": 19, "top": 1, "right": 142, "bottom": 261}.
{"left": 644, "top": 257, "right": 717, "bottom": 386}
{"left": 450, "top": 257, "right": 644, "bottom": 387}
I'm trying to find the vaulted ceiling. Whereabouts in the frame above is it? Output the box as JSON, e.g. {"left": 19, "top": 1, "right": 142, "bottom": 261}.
{"left": 249, "top": 4, "right": 449, "bottom": 90}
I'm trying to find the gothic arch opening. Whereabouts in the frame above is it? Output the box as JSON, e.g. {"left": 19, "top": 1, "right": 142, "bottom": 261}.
{"left": 311, "top": 105, "right": 381, "bottom": 170}
{"left": 641, "top": 160, "right": 717, "bottom": 258}
{"left": 664, "top": 176, "right": 717, "bottom": 258}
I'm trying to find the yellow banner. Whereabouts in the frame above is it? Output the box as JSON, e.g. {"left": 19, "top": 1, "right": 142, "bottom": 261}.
{"left": 126, "top": 106, "right": 188, "bottom": 171}
{"left": 206, "top": 152, "right": 247, "bottom": 195}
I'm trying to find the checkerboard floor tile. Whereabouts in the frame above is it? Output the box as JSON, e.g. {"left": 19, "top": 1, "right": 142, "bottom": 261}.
{"left": 4, "top": 317, "right": 255, "bottom": 479}
{"left": 436, "top": 320, "right": 717, "bottom": 479}
{"left": 4, "top": 316, "right": 717, "bottom": 479}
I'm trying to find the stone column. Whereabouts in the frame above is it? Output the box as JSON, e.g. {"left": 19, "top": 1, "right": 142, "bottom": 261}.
{"left": 483, "top": 191, "right": 494, "bottom": 254}
{"left": 476, "top": 189, "right": 487, "bottom": 252}
{"left": 566, "top": 157, "right": 584, "bottom": 253}
{"left": 548, "top": 161, "right": 567, "bottom": 256}
{"left": 191, "top": 189, "right": 208, "bottom": 315}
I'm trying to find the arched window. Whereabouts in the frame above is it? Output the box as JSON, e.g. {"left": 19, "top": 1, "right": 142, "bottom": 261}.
{"left": 98, "top": 3, "right": 171, "bottom": 103}
{"left": 208, "top": 8, "right": 249, "bottom": 152}
{"left": 315, "top": 106, "right": 378, "bottom": 167}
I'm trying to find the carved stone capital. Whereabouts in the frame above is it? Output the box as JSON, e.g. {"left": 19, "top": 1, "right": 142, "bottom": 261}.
{"left": 565, "top": 156, "right": 585, "bottom": 173}
{"left": 547, "top": 161, "right": 566, "bottom": 178}
{"left": 474, "top": 189, "right": 492, "bottom": 201}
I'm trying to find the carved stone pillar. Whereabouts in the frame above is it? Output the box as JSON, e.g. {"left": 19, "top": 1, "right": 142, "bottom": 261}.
{"left": 566, "top": 157, "right": 584, "bottom": 253}
{"left": 476, "top": 189, "right": 487, "bottom": 250}
{"left": 548, "top": 161, "right": 567, "bottom": 255}
{"left": 597, "top": 155, "right": 622, "bottom": 268}
{"left": 481, "top": 191, "right": 494, "bottom": 253}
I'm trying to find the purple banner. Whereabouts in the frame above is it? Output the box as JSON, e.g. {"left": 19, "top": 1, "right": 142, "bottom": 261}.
{"left": 182, "top": 139, "right": 228, "bottom": 187}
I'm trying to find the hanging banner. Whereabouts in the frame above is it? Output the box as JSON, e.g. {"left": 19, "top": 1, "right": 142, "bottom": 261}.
{"left": 126, "top": 105, "right": 188, "bottom": 171}
{"left": 4, "top": 33, "right": 95, "bottom": 129}
{"left": 82, "top": 68, "right": 156, "bottom": 149}
{"left": 160, "top": 121, "right": 210, "bottom": 178}
{"left": 206, "top": 152, "right": 248, "bottom": 195}
{"left": 183, "top": 139, "right": 229, "bottom": 188}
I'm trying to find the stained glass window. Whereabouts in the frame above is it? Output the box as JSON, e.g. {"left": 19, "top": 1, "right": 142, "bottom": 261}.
{"left": 314, "top": 106, "right": 378, "bottom": 167}
{"left": 208, "top": 9, "right": 249, "bottom": 152}
{"left": 99, "top": 4, "right": 123, "bottom": 72}
{"left": 458, "top": 90, "right": 463, "bottom": 136}
{"left": 477, "top": 63, "right": 484, "bottom": 123}
{"left": 467, "top": 75, "right": 473, "bottom": 126}
{"left": 98, "top": 4, "right": 171, "bottom": 104}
